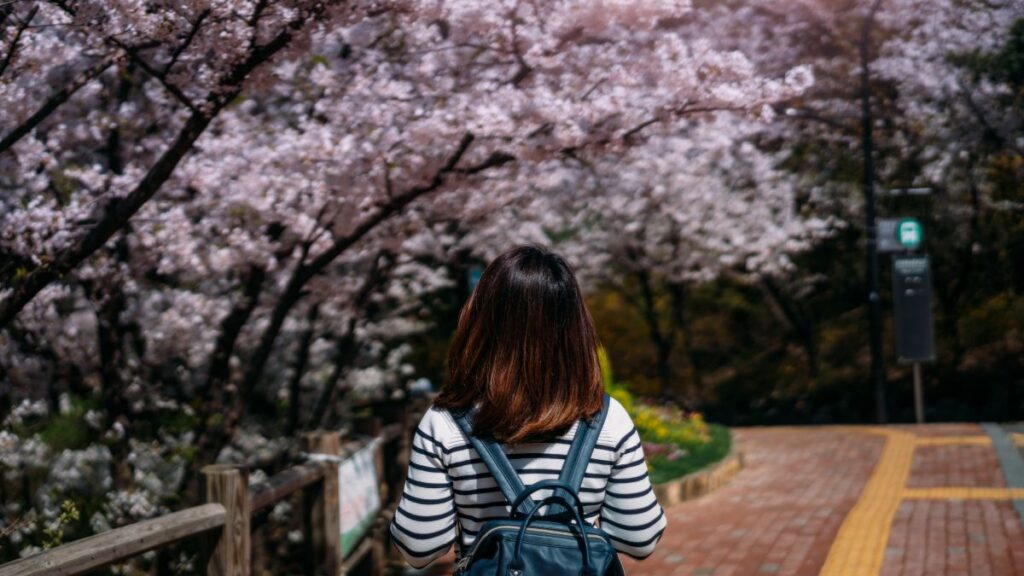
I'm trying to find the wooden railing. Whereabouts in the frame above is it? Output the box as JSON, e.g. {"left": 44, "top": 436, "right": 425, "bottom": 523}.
{"left": 0, "top": 400, "right": 423, "bottom": 576}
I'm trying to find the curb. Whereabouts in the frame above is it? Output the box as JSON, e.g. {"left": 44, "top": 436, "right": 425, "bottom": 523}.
{"left": 652, "top": 443, "right": 744, "bottom": 507}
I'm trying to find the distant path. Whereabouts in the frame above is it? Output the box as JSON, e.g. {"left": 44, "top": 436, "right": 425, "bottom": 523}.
{"left": 625, "top": 424, "right": 1024, "bottom": 576}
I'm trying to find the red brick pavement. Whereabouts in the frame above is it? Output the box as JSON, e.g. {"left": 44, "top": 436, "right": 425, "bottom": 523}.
{"left": 620, "top": 427, "right": 884, "bottom": 576}
{"left": 889, "top": 424, "right": 985, "bottom": 437}
{"left": 881, "top": 500, "right": 1024, "bottom": 576}
{"left": 907, "top": 445, "right": 1006, "bottom": 488}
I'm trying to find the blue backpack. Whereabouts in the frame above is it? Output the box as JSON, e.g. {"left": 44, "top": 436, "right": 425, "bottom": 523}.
{"left": 450, "top": 394, "right": 625, "bottom": 576}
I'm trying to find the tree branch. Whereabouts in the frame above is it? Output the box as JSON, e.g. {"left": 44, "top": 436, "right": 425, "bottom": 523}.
{"left": 238, "top": 134, "right": 515, "bottom": 410}
{"left": 49, "top": 0, "right": 200, "bottom": 112}
{"left": 0, "top": 1, "right": 337, "bottom": 330}
{"left": 307, "top": 251, "right": 394, "bottom": 430}
{"left": 0, "top": 54, "right": 116, "bottom": 155}
{"left": 0, "top": 4, "right": 37, "bottom": 78}
{"left": 162, "top": 8, "right": 210, "bottom": 76}
{"left": 0, "top": 108, "right": 214, "bottom": 329}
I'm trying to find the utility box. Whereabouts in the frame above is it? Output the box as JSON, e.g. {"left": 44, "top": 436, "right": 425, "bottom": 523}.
{"left": 891, "top": 255, "right": 935, "bottom": 362}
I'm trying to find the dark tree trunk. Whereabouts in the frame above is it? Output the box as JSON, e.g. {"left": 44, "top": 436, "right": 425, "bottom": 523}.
{"left": 92, "top": 280, "right": 133, "bottom": 489}
{"left": 306, "top": 253, "right": 393, "bottom": 430}
{"left": 308, "top": 328, "right": 359, "bottom": 431}
{"left": 286, "top": 303, "right": 320, "bottom": 436}
{"left": 759, "top": 276, "right": 821, "bottom": 379}
{"left": 668, "top": 282, "right": 704, "bottom": 406}
{"left": 634, "top": 270, "right": 676, "bottom": 400}
{"left": 183, "top": 265, "right": 266, "bottom": 497}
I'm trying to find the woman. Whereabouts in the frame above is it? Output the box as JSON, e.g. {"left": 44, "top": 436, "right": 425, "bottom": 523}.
{"left": 390, "top": 245, "right": 666, "bottom": 571}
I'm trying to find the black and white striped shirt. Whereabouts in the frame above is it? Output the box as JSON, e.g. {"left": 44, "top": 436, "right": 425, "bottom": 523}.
{"left": 389, "top": 398, "right": 667, "bottom": 568}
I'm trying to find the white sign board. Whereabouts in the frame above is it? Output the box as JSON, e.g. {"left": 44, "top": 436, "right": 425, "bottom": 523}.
{"left": 338, "top": 440, "right": 381, "bottom": 557}
{"left": 877, "top": 219, "right": 899, "bottom": 253}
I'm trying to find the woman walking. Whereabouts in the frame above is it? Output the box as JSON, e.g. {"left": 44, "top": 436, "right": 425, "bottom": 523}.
{"left": 390, "top": 245, "right": 666, "bottom": 574}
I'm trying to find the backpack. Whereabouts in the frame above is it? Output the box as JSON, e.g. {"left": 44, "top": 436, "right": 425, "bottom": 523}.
{"left": 450, "top": 394, "right": 625, "bottom": 576}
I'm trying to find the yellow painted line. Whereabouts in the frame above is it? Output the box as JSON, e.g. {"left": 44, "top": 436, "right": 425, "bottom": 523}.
{"left": 902, "top": 487, "right": 1024, "bottom": 500}
{"left": 913, "top": 436, "right": 991, "bottom": 446}
{"left": 1012, "top": 432, "right": 1024, "bottom": 446}
{"left": 820, "top": 429, "right": 916, "bottom": 576}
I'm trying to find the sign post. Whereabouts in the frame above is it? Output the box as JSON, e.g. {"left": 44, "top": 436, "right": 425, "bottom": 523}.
{"left": 882, "top": 190, "right": 934, "bottom": 424}
{"left": 891, "top": 254, "right": 935, "bottom": 423}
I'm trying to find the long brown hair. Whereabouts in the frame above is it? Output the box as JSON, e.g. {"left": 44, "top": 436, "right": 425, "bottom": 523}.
{"left": 435, "top": 245, "right": 603, "bottom": 444}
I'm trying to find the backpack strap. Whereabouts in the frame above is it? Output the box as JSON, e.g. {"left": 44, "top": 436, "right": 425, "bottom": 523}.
{"left": 548, "top": 393, "right": 611, "bottom": 517}
{"left": 452, "top": 410, "right": 538, "bottom": 517}
{"left": 561, "top": 393, "right": 611, "bottom": 490}
{"left": 451, "top": 393, "right": 611, "bottom": 519}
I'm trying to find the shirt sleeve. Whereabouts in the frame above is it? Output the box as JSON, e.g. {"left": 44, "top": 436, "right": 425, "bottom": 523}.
{"left": 389, "top": 411, "right": 457, "bottom": 568}
{"left": 599, "top": 425, "right": 667, "bottom": 559}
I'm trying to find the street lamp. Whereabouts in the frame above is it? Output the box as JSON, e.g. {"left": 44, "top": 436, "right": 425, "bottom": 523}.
{"left": 860, "top": 0, "right": 886, "bottom": 423}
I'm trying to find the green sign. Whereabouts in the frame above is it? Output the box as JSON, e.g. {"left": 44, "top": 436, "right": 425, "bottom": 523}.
{"left": 897, "top": 218, "right": 923, "bottom": 250}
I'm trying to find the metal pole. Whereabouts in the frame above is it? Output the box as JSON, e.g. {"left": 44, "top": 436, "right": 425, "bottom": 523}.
{"left": 861, "top": 0, "right": 887, "bottom": 423}
{"left": 912, "top": 363, "right": 924, "bottom": 424}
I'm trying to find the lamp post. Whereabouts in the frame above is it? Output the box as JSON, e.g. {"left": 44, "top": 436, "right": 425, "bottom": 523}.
{"left": 789, "top": 0, "right": 895, "bottom": 423}
{"left": 860, "top": 0, "right": 887, "bottom": 423}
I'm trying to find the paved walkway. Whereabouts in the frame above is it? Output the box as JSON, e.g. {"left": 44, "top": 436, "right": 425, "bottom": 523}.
{"left": 407, "top": 424, "right": 1024, "bottom": 575}
{"left": 624, "top": 424, "right": 1024, "bottom": 576}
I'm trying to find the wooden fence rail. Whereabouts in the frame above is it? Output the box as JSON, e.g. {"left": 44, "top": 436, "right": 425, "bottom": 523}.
{"left": 0, "top": 398, "right": 424, "bottom": 576}
{"left": 0, "top": 505, "right": 227, "bottom": 576}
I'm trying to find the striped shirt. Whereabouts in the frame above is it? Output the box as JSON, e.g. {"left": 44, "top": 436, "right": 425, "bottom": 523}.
{"left": 389, "top": 398, "right": 667, "bottom": 568}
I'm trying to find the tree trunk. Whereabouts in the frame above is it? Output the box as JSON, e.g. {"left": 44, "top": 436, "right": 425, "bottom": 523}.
{"left": 92, "top": 280, "right": 133, "bottom": 490}
{"left": 307, "top": 252, "right": 393, "bottom": 430}
{"left": 183, "top": 265, "right": 266, "bottom": 497}
{"left": 668, "top": 282, "right": 704, "bottom": 407}
{"left": 759, "top": 276, "right": 821, "bottom": 379}
{"left": 286, "top": 303, "right": 320, "bottom": 436}
{"left": 634, "top": 270, "right": 676, "bottom": 400}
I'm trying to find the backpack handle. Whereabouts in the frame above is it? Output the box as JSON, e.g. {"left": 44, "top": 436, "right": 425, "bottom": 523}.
{"left": 510, "top": 494, "right": 595, "bottom": 576}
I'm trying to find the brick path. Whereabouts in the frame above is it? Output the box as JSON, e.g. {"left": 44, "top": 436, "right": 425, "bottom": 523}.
{"left": 626, "top": 424, "right": 1024, "bottom": 576}
{"left": 405, "top": 424, "right": 1024, "bottom": 575}
{"left": 622, "top": 427, "right": 885, "bottom": 576}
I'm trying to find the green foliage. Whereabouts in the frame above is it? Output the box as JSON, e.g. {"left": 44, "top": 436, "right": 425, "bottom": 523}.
{"left": 33, "top": 395, "right": 98, "bottom": 451}
{"left": 41, "top": 500, "right": 80, "bottom": 550}
{"left": 589, "top": 193, "right": 1024, "bottom": 424}
{"left": 633, "top": 404, "right": 710, "bottom": 447}
{"left": 155, "top": 410, "right": 197, "bottom": 436}
{"left": 647, "top": 424, "right": 731, "bottom": 485}
{"left": 39, "top": 413, "right": 92, "bottom": 452}
{"left": 601, "top": 351, "right": 730, "bottom": 483}
{"left": 949, "top": 18, "right": 1024, "bottom": 90}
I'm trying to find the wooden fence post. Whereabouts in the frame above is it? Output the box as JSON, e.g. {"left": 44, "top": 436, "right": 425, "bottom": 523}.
{"left": 303, "top": 431, "right": 342, "bottom": 576}
{"left": 370, "top": 509, "right": 394, "bottom": 576}
{"left": 202, "top": 464, "right": 250, "bottom": 576}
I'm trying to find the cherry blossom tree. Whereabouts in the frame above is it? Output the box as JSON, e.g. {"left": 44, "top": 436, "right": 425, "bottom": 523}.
{"left": 1, "top": 0, "right": 818, "bottom": 564}
{"left": 675, "top": 0, "right": 1023, "bottom": 385}
{"left": 537, "top": 114, "right": 834, "bottom": 401}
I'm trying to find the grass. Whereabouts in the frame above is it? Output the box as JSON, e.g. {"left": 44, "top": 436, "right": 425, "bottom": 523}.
{"left": 646, "top": 423, "right": 732, "bottom": 485}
